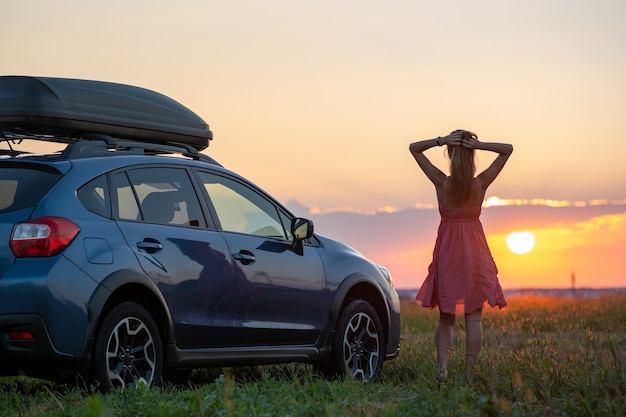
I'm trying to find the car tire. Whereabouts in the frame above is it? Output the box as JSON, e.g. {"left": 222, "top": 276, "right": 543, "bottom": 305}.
{"left": 93, "top": 301, "right": 163, "bottom": 392}
{"left": 323, "top": 299, "right": 385, "bottom": 382}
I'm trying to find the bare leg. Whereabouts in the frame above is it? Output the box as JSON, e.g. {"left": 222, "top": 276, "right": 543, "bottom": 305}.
{"left": 436, "top": 312, "right": 455, "bottom": 381}
{"left": 464, "top": 309, "right": 483, "bottom": 383}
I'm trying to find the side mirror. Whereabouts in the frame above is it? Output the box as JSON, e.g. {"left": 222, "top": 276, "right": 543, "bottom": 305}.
{"left": 291, "top": 217, "right": 314, "bottom": 255}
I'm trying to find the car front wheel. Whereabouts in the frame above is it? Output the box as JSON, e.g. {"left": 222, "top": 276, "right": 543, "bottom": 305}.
{"left": 326, "top": 299, "right": 385, "bottom": 382}
{"left": 93, "top": 301, "right": 163, "bottom": 392}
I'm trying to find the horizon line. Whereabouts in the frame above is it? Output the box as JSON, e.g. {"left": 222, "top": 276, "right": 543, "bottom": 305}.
{"left": 302, "top": 197, "right": 626, "bottom": 216}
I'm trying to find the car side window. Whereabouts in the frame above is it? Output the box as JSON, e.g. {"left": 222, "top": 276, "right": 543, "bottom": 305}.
{"left": 114, "top": 167, "right": 205, "bottom": 227}
{"left": 114, "top": 172, "right": 141, "bottom": 221}
{"left": 279, "top": 210, "right": 293, "bottom": 240}
{"left": 197, "top": 171, "right": 287, "bottom": 239}
{"left": 77, "top": 174, "right": 111, "bottom": 217}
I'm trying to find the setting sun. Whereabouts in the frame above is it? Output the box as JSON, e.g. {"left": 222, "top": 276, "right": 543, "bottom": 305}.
{"left": 506, "top": 231, "right": 535, "bottom": 255}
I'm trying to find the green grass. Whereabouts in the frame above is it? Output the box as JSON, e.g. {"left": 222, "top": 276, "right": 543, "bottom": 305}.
{"left": 1, "top": 294, "right": 625, "bottom": 416}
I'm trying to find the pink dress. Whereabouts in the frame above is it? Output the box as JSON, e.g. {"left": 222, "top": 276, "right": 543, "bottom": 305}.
{"left": 415, "top": 206, "right": 508, "bottom": 314}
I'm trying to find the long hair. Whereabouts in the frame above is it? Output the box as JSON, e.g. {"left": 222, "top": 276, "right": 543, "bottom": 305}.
{"left": 447, "top": 131, "right": 476, "bottom": 203}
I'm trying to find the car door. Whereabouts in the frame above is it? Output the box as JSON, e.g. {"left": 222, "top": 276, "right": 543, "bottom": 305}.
{"left": 195, "top": 169, "right": 326, "bottom": 346}
{"left": 112, "top": 166, "right": 237, "bottom": 349}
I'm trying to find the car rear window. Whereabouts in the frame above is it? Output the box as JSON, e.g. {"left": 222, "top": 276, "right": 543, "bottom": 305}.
{"left": 0, "top": 166, "right": 62, "bottom": 213}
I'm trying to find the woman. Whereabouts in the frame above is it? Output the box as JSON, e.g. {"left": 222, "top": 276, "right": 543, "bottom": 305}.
{"left": 409, "top": 130, "right": 513, "bottom": 383}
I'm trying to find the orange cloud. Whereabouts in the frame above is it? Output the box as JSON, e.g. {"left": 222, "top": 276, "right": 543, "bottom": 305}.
{"left": 484, "top": 196, "right": 626, "bottom": 209}
{"left": 301, "top": 197, "right": 626, "bottom": 216}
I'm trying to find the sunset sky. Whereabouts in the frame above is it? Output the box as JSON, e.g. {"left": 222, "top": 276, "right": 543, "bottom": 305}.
{"left": 3, "top": 1, "right": 625, "bottom": 289}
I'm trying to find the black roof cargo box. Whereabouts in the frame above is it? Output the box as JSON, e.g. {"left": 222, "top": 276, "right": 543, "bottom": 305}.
{"left": 0, "top": 76, "right": 212, "bottom": 150}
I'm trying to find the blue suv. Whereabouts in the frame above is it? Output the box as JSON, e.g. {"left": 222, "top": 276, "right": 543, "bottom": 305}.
{"left": 0, "top": 76, "right": 400, "bottom": 392}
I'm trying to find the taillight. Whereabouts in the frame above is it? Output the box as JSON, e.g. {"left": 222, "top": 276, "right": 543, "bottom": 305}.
{"left": 8, "top": 331, "right": 35, "bottom": 340}
{"left": 10, "top": 217, "right": 80, "bottom": 257}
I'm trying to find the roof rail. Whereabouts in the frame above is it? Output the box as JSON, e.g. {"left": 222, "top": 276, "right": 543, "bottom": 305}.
{"left": 1, "top": 129, "right": 222, "bottom": 166}
{"left": 62, "top": 135, "right": 222, "bottom": 166}
{"left": 0, "top": 130, "right": 221, "bottom": 166}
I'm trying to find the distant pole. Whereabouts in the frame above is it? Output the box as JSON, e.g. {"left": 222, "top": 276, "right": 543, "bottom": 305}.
{"left": 571, "top": 270, "right": 576, "bottom": 297}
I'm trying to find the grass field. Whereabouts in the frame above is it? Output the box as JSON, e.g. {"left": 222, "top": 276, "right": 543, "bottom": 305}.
{"left": 1, "top": 293, "right": 624, "bottom": 416}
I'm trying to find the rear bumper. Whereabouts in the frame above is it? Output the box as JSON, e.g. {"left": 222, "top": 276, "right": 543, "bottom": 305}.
{"left": 0, "top": 314, "right": 87, "bottom": 380}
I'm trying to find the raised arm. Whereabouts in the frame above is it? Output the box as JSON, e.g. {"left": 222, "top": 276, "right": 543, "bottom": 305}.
{"left": 409, "top": 131, "right": 465, "bottom": 186}
{"left": 464, "top": 137, "right": 514, "bottom": 189}
{"left": 409, "top": 138, "right": 446, "bottom": 186}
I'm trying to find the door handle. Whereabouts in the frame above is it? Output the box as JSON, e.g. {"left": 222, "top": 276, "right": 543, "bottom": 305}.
{"left": 233, "top": 250, "right": 256, "bottom": 265}
{"left": 137, "top": 239, "right": 163, "bottom": 253}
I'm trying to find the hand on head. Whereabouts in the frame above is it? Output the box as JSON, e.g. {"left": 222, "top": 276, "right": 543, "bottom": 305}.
{"left": 460, "top": 130, "right": 478, "bottom": 149}
{"left": 442, "top": 130, "right": 477, "bottom": 148}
